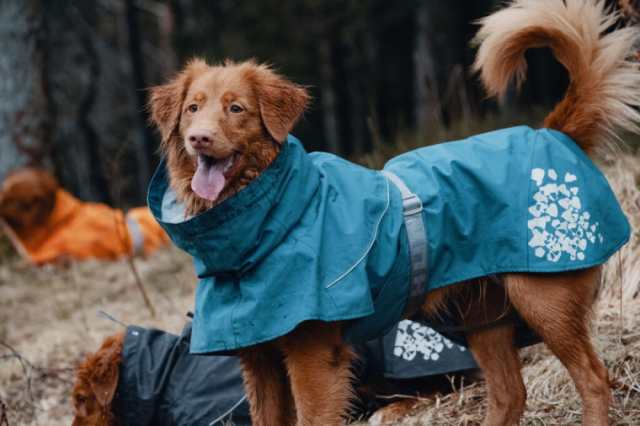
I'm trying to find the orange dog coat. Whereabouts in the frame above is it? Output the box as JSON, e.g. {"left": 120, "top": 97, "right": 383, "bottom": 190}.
{"left": 12, "top": 189, "right": 168, "bottom": 265}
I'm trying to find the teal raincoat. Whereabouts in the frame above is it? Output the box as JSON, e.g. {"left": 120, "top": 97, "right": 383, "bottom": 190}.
{"left": 148, "top": 126, "right": 630, "bottom": 353}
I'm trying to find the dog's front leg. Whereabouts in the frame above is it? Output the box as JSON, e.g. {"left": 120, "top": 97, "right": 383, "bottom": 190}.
{"left": 280, "top": 321, "right": 355, "bottom": 426}
{"left": 238, "top": 344, "right": 296, "bottom": 426}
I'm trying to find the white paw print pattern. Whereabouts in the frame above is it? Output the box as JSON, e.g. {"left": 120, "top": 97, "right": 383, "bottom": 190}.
{"left": 528, "top": 168, "right": 603, "bottom": 263}
{"left": 393, "top": 319, "right": 466, "bottom": 362}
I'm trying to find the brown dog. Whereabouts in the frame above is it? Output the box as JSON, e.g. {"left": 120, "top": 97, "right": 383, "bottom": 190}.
{"left": 0, "top": 168, "right": 169, "bottom": 264}
{"left": 148, "top": 1, "right": 639, "bottom": 425}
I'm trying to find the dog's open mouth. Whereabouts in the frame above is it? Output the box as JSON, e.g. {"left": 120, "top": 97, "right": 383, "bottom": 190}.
{"left": 191, "top": 153, "right": 238, "bottom": 202}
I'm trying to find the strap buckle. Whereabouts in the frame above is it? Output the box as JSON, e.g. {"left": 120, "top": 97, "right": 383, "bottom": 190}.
{"left": 402, "top": 194, "right": 423, "bottom": 216}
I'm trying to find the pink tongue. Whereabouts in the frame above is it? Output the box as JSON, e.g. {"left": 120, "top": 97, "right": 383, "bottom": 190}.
{"left": 191, "top": 156, "right": 226, "bottom": 201}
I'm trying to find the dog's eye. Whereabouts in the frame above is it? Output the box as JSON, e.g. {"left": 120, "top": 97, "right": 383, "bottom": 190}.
{"left": 187, "top": 104, "right": 198, "bottom": 113}
{"left": 229, "top": 104, "right": 244, "bottom": 113}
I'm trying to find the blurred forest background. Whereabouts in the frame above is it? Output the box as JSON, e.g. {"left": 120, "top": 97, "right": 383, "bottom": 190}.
{"left": 0, "top": 0, "right": 633, "bottom": 206}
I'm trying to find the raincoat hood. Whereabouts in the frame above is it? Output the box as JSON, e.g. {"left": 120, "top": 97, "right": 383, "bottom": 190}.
{"left": 150, "top": 138, "right": 319, "bottom": 274}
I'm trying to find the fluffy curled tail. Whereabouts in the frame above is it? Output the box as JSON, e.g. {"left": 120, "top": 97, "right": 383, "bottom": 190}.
{"left": 473, "top": 0, "right": 640, "bottom": 154}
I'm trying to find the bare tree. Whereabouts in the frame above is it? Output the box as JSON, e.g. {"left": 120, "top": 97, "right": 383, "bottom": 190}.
{"left": 318, "top": 32, "right": 340, "bottom": 155}
{"left": 342, "top": 23, "right": 366, "bottom": 156}
{"left": 413, "top": 2, "right": 442, "bottom": 136}
{"left": 0, "top": 0, "right": 50, "bottom": 178}
{"left": 124, "top": 0, "right": 155, "bottom": 189}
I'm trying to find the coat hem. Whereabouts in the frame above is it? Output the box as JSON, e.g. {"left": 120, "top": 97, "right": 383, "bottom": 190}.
{"left": 189, "top": 308, "right": 375, "bottom": 354}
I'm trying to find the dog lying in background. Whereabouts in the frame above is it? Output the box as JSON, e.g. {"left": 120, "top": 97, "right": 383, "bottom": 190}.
{"left": 71, "top": 321, "right": 478, "bottom": 426}
{"left": 71, "top": 324, "right": 253, "bottom": 426}
{"left": 0, "top": 168, "right": 169, "bottom": 265}
{"left": 146, "top": 1, "right": 638, "bottom": 425}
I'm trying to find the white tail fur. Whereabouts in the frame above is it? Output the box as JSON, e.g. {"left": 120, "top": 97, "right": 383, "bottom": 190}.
{"left": 473, "top": 0, "right": 640, "bottom": 153}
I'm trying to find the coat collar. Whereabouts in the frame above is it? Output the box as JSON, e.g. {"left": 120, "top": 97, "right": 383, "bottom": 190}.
{"left": 148, "top": 135, "right": 321, "bottom": 275}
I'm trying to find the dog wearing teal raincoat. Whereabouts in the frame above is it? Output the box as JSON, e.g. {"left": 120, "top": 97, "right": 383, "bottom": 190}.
{"left": 149, "top": 126, "right": 629, "bottom": 353}
{"left": 146, "top": 1, "right": 639, "bottom": 424}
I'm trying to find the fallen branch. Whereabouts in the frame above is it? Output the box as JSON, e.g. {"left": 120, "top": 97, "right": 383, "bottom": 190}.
{"left": 0, "top": 397, "right": 9, "bottom": 426}
{"left": 0, "top": 340, "right": 39, "bottom": 416}
{"left": 109, "top": 209, "right": 157, "bottom": 318}
{"left": 0, "top": 340, "right": 74, "bottom": 390}
{"left": 103, "top": 131, "right": 157, "bottom": 319}
{"left": 0, "top": 340, "right": 75, "bottom": 423}
{"left": 125, "top": 252, "right": 156, "bottom": 318}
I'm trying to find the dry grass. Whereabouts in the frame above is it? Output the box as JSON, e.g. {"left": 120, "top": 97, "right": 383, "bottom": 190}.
{"left": 0, "top": 248, "right": 197, "bottom": 425}
{"left": 0, "top": 142, "right": 638, "bottom": 426}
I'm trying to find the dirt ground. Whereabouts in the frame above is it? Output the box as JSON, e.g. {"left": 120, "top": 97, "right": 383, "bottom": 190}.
{"left": 1, "top": 154, "right": 639, "bottom": 425}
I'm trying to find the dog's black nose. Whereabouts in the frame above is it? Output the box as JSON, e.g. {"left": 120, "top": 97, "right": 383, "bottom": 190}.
{"left": 187, "top": 129, "right": 216, "bottom": 148}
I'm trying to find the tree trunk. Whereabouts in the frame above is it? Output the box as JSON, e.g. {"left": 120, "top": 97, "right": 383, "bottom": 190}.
{"left": 343, "top": 28, "right": 366, "bottom": 156}
{"left": 413, "top": 3, "right": 442, "bottom": 136}
{"left": 318, "top": 33, "right": 340, "bottom": 154}
{"left": 0, "top": 0, "right": 50, "bottom": 179}
{"left": 125, "top": 0, "right": 155, "bottom": 196}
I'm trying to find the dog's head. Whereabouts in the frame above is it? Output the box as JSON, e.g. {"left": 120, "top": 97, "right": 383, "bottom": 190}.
{"left": 0, "top": 168, "right": 58, "bottom": 231}
{"left": 71, "top": 332, "right": 124, "bottom": 426}
{"left": 148, "top": 59, "right": 309, "bottom": 214}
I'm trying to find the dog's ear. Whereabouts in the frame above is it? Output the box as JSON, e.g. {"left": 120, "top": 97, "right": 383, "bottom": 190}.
{"left": 249, "top": 65, "right": 310, "bottom": 143}
{"left": 149, "top": 58, "right": 208, "bottom": 144}
{"left": 33, "top": 169, "right": 58, "bottom": 218}
{"left": 88, "top": 337, "right": 123, "bottom": 408}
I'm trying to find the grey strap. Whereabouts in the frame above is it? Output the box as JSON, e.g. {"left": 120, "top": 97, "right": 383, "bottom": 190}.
{"left": 381, "top": 171, "right": 428, "bottom": 316}
{"left": 126, "top": 216, "right": 145, "bottom": 256}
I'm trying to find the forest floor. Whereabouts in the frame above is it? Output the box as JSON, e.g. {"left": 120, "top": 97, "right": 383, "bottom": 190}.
{"left": 0, "top": 247, "right": 197, "bottom": 425}
{"left": 0, "top": 152, "right": 639, "bottom": 426}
